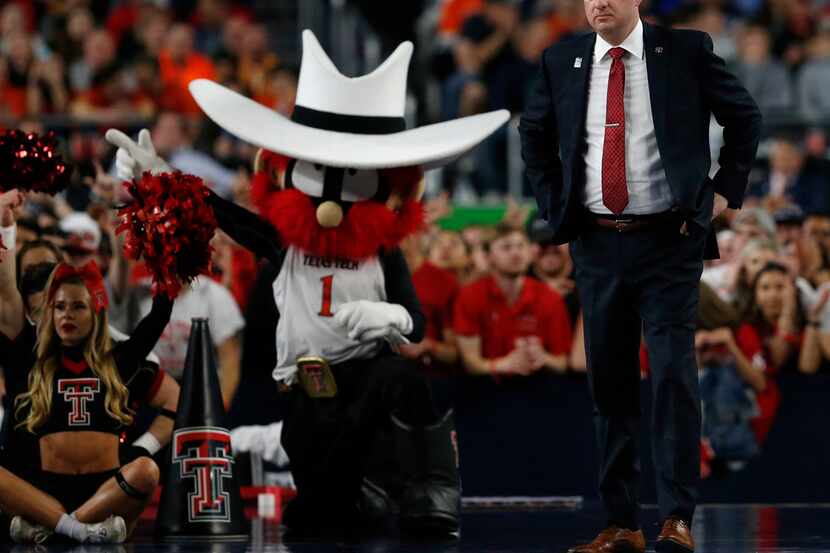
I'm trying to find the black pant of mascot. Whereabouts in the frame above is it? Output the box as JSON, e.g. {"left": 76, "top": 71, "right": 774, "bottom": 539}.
{"left": 280, "top": 353, "right": 460, "bottom": 538}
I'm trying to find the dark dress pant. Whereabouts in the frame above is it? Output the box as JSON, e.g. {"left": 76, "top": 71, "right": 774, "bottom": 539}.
{"left": 570, "top": 217, "right": 705, "bottom": 528}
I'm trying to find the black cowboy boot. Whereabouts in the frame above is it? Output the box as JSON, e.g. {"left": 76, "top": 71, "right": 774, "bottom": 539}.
{"left": 392, "top": 410, "right": 461, "bottom": 537}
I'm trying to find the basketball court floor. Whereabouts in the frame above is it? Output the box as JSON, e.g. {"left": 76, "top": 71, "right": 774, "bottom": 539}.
{"left": 3, "top": 503, "right": 827, "bottom": 553}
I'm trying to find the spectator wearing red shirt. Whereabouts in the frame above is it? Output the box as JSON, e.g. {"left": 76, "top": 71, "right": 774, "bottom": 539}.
{"left": 454, "top": 224, "right": 571, "bottom": 377}
{"left": 741, "top": 261, "right": 821, "bottom": 373}
{"left": 428, "top": 228, "right": 472, "bottom": 284}
{"left": 399, "top": 235, "right": 460, "bottom": 370}
{"left": 714, "top": 262, "right": 826, "bottom": 443}
{"left": 438, "top": 0, "right": 483, "bottom": 38}
{"left": 158, "top": 23, "right": 216, "bottom": 114}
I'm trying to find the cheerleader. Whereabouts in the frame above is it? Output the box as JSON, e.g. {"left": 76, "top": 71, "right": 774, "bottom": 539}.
{"left": 0, "top": 261, "right": 178, "bottom": 544}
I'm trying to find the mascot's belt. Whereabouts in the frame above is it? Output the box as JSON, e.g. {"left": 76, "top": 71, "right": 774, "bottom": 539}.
{"left": 278, "top": 356, "right": 338, "bottom": 398}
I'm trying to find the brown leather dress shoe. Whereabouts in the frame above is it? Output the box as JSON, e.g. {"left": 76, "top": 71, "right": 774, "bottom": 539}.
{"left": 567, "top": 526, "right": 646, "bottom": 553}
{"left": 655, "top": 517, "right": 695, "bottom": 553}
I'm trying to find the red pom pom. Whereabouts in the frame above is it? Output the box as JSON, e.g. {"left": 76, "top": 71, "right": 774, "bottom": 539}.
{"left": 0, "top": 130, "right": 70, "bottom": 194}
{"left": 117, "top": 172, "right": 217, "bottom": 299}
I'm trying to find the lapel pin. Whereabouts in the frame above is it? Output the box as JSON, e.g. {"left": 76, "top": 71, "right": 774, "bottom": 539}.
{"left": 654, "top": 47, "right": 664, "bottom": 54}
{"left": 574, "top": 57, "right": 583, "bottom": 68}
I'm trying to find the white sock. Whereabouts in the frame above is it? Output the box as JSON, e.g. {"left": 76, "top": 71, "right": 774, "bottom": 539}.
{"left": 55, "top": 513, "right": 87, "bottom": 542}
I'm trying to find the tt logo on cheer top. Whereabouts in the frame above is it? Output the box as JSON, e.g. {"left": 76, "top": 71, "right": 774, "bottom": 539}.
{"left": 57, "top": 378, "right": 100, "bottom": 426}
{"left": 172, "top": 427, "right": 235, "bottom": 523}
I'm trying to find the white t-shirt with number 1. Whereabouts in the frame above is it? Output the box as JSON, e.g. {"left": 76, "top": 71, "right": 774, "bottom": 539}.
{"left": 273, "top": 246, "right": 386, "bottom": 382}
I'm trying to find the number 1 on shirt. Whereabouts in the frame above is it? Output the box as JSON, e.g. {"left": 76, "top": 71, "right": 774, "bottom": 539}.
{"left": 319, "top": 275, "right": 334, "bottom": 317}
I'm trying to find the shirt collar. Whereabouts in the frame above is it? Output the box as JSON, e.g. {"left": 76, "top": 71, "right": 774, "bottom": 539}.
{"left": 594, "top": 18, "right": 644, "bottom": 63}
{"left": 486, "top": 274, "right": 530, "bottom": 307}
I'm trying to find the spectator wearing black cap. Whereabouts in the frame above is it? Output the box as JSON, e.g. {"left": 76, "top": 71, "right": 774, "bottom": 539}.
{"left": 774, "top": 204, "right": 805, "bottom": 247}
{"left": 771, "top": 204, "right": 812, "bottom": 278}
{"left": 59, "top": 212, "right": 101, "bottom": 268}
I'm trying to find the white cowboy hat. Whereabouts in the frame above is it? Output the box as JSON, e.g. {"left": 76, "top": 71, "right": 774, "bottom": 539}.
{"left": 188, "top": 30, "right": 509, "bottom": 170}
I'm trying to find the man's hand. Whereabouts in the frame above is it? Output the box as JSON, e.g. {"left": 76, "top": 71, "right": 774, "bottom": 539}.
{"left": 517, "top": 336, "right": 547, "bottom": 370}
{"left": 501, "top": 197, "right": 531, "bottom": 230}
{"left": 0, "top": 189, "right": 25, "bottom": 227}
{"left": 423, "top": 191, "right": 452, "bottom": 225}
{"left": 712, "top": 192, "right": 729, "bottom": 220}
{"left": 495, "top": 348, "right": 535, "bottom": 375}
{"left": 399, "top": 339, "right": 433, "bottom": 360}
{"left": 84, "top": 160, "right": 118, "bottom": 207}
{"left": 549, "top": 277, "right": 576, "bottom": 297}
{"left": 105, "top": 128, "right": 171, "bottom": 182}
{"left": 809, "top": 287, "right": 830, "bottom": 323}
{"left": 680, "top": 191, "right": 730, "bottom": 235}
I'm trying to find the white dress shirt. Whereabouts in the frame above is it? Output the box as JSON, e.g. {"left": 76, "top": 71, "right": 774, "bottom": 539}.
{"left": 583, "top": 19, "right": 673, "bottom": 215}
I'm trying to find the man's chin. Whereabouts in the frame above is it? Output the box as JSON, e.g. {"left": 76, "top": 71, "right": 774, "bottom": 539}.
{"left": 592, "top": 17, "right": 617, "bottom": 31}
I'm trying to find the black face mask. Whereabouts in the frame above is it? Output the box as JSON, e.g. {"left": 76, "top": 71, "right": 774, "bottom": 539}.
{"left": 19, "top": 262, "right": 58, "bottom": 302}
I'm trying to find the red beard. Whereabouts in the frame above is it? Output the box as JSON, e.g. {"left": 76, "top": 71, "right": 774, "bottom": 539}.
{"left": 252, "top": 185, "right": 423, "bottom": 260}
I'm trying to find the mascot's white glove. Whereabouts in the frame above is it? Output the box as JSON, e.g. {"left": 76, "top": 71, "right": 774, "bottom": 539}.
{"left": 334, "top": 300, "right": 413, "bottom": 346}
{"left": 230, "top": 422, "right": 290, "bottom": 467}
{"left": 105, "top": 128, "right": 172, "bottom": 182}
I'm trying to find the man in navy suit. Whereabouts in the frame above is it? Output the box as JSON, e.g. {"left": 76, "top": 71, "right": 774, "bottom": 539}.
{"left": 519, "top": 1, "right": 761, "bottom": 552}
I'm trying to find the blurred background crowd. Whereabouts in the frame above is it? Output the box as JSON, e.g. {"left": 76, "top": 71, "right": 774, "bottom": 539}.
{"left": 3, "top": 0, "right": 830, "bottom": 483}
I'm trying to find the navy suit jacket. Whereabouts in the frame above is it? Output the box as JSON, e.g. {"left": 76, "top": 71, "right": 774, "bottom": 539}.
{"left": 519, "top": 23, "right": 762, "bottom": 258}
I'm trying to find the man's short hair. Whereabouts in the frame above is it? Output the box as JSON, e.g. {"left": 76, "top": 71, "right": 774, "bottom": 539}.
{"left": 16, "top": 240, "right": 63, "bottom": 285}
{"left": 483, "top": 223, "right": 527, "bottom": 252}
{"left": 19, "top": 262, "right": 57, "bottom": 308}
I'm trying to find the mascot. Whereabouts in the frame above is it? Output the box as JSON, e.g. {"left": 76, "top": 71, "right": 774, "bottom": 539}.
{"left": 106, "top": 31, "right": 508, "bottom": 537}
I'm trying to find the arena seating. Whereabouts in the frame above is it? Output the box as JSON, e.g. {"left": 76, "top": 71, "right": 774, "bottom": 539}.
{"left": 450, "top": 372, "right": 830, "bottom": 503}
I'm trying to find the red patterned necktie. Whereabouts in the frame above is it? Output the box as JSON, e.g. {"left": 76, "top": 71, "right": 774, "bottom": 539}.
{"left": 602, "top": 47, "right": 628, "bottom": 215}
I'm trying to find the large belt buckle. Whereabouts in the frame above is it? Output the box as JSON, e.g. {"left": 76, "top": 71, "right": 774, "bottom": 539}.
{"left": 614, "top": 218, "right": 633, "bottom": 232}
{"left": 296, "top": 356, "right": 338, "bottom": 398}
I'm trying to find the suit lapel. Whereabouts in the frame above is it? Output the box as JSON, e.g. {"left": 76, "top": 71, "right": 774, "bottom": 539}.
{"left": 644, "top": 22, "right": 669, "bottom": 157}
{"left": 568, "top": 33, "right": 596, "bottom": 166}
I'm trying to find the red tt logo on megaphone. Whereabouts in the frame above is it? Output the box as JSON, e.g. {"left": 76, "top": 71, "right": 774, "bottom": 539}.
{"left": 172, "top": 427, "right": 235, "bottom": 523}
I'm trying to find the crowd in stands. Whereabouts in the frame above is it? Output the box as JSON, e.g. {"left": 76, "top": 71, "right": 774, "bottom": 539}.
{"left": 431, "top": 0, "right": 830, "bottom": 195}
{"left": 0, "top": 0, "right": 295, "bottom": 203}
{"left": 3, "top": 0, "right": 830, "bottom": 485}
